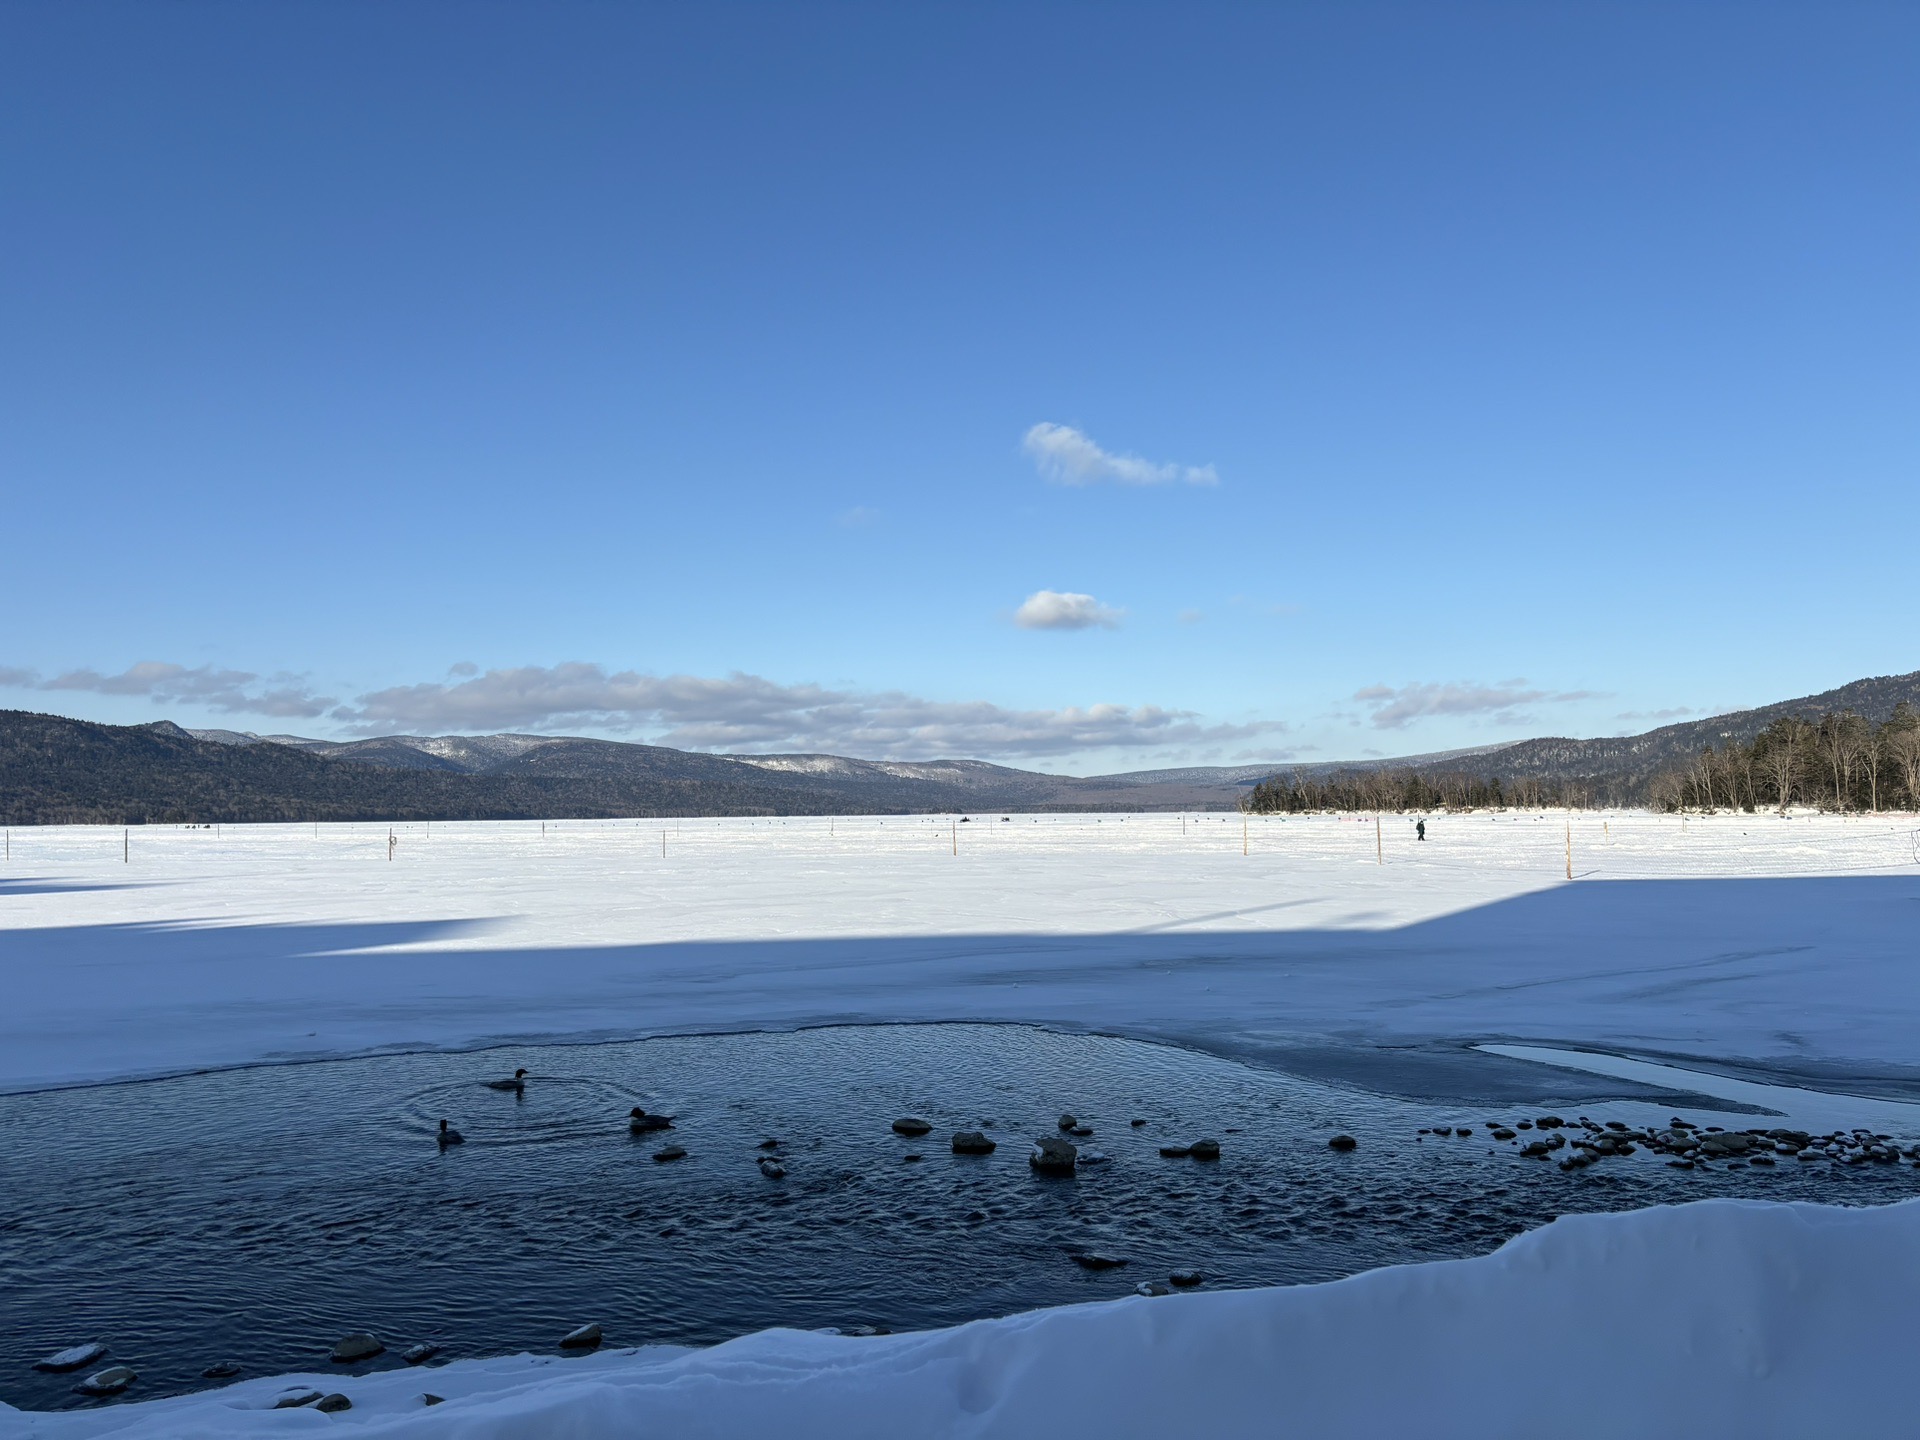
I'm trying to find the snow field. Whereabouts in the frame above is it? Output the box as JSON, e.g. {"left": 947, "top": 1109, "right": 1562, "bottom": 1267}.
{"left": 2, "top": 810, "right": 1917, "bottom": 1094}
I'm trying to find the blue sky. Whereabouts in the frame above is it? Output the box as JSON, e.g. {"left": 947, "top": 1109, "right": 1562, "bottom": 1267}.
{"left": 2, "top": 3, "right": 1914, "bottom": 773}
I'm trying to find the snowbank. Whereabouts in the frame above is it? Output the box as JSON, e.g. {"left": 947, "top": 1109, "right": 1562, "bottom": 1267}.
{"left": 5, "top": 1196, "right": 1914, "bottom": 1438}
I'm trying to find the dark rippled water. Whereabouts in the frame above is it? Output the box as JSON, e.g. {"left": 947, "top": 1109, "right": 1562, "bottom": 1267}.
{"left": 5, "top": 1023, "right": 1918, "bottom": 1411}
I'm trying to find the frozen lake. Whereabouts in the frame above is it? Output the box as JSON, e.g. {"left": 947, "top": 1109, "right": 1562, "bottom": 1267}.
{"left": 1, "top": 810, "right": 1917, "bottom": 1095}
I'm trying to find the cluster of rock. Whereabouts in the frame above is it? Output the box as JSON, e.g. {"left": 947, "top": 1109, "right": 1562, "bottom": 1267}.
{"left": 1443, "top": 1114, "right": 1920, "bottom": 1174}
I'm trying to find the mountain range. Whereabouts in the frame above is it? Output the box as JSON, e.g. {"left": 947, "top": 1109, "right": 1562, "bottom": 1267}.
{"left": 2, "top": 668, "right": 1914, "bottom": 824}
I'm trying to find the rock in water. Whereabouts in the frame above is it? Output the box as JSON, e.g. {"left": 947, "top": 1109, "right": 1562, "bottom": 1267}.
{"left": 34, "top": 1343, "right": 107, "bottom": 1373}
{"left": 891, "top": 1117, "right": 932, "bottom": 1137}
{"left": 951, "top": 1130, "right": 997, "bottom": 1154}
{"left": 273, "top": 1388, "right": 323, "bottom": 1409}
{"left": 1189, "top": 1138, "right": 1221, "bottom": 1161}
{"left": 1057, "top": 1114, "right": 1078, "bottom": 1131}
{"left": 758, "top": 1158, "right": 787, "bottom": 1179}
{"left": 402, "top": 1342, "right": 442, "bottom": 1366}
{"left": 559, "top": 1323, "right": 603, "bottom": 1350}
{"left": 74, "top": 1366, "right": 136, "bottom": 1397}
{"left": 201, "top": 1361, "right": 243, "bottom": 1379}
{"left": 1077, "top": 1149, "right": 1111, "bottom": 1165}
{"left": 1169, "top": 1270, "right": 1204, "bottom": 1287}
{"left": 1136, "top": 1281, "right": 1173, "bottom": 1297}
{"left": 1029, "top": 1136, "right": 1077, "bottom": 1174}
{"left": 1328, "top": 1134, "right": 1358, "bottom": 1152}
{"left": 1159, "top": 1144, "right": 1192, "bottom": 1158}
{"left": 652, "top": 1145, "right": 687, "bottom": 1162}
{"left": 330, "top": 1332, "right": 384, "bottom": 1364}
{"left": 1071, "top": 1252, "right": 1127, "bottom": 1270}
{"left": 316, "top": 1394, "right": 352, "bottom": 1413}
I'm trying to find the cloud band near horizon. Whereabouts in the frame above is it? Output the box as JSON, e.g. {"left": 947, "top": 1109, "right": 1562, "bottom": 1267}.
{"left": 1, "top": 660, "right": 1287, "bottom": 762}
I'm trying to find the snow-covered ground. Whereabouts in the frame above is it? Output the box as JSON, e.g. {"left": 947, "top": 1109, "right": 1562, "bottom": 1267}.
{"left": 6, "top": 810, "right": 1920, "bottom": 1433}
{"left": 5, "top": 1197, "right": 1917, "bottom": 1438}
{"left": 2, "top": 810, "right": 1916, "bottom": 1095}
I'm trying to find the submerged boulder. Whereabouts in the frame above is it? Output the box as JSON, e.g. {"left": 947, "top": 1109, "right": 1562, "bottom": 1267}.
{"left": 951, "top": 1130, "right": 997, "bottom": 1154}
{"left": 330, "top": 1333, "right": 383, "bottom": 1364}
{"left": 891, "top": 1117, "right": 932, "bottom": 1137}
{"left": 559, "top": 1323, "right": 603, "bottom": 1350}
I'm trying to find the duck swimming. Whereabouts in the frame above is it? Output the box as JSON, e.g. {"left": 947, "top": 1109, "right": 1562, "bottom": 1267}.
{"left": 629, "top": 1106, "right": 673, "bottom": 1134}
{"left": 437, "top": 1119, "right": 465, "bottom": 1147}
{"left": 484, "top": 1068, "right": 528, "bottom": 1093}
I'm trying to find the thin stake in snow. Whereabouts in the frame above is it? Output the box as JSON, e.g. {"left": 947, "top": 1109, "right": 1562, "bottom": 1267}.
{"left": 1375, "top": 815, "right": 1382, "bottom": 865}
{"left": 951, "top": 820, "right": 957, "bottom": 856}
{"left": 123, "top": 828, "right": 128, "bottom": 864}
{"left": 661, "top": 829, "right": 667, "bottom": 858}
{"left": 388, "top": 829, "right": 397, "bottom": 862}
{"left": 1243, "top": 813, "right": 1249, "bottom": 856}
{"left": 1566, "top": 821, "right": 1573, "bottom": 880}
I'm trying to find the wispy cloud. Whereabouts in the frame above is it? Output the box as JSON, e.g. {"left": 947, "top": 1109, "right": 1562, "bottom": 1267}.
{"left": 836, "top": 506, "right": 880, "bottom": 528}
{"left": 1013, "top": 590, "right": 1123, "bottom": 631}
{"left": 16, "top": 661, "right": 335, "bottom": 718}
{"left": 1615, "top": 706, "right": 1698, "bottom": 722}
{"left": 1177, "top": 609, "right": 1204, "bottom": 624}
{"left": 1022, "top": 423, "right": 1217, "bottom": 487}
{"left": 1353, "top": 679, "right": 1599, "bottom": 731}
{"left": 336, "top": 662, "right": 1284, "bottom": 760}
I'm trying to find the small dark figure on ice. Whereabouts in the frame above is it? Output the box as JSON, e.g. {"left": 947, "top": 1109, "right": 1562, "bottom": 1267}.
{"left": 1416, "top": 819, "right": 1427, "bottom": 841}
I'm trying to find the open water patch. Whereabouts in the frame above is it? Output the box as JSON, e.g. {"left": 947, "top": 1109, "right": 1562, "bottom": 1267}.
{"left": 5, "top": 1022, "right": 1919, "bottom": 1412}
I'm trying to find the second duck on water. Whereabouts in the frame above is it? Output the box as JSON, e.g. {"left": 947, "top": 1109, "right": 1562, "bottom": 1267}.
{"left": 629, "top": 1106, "right": 673, "bottom": 1134}
{"left": 484, "top": 1068, "right": 528, "bottom": 1093}
{"left": 437, "top": 1119, "right": 465, "bottom": 1147}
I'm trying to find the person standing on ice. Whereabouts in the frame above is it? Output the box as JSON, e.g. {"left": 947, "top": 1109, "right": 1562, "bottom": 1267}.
{"left": 1416, "top": 819, "right": 1427, "bottom": 841}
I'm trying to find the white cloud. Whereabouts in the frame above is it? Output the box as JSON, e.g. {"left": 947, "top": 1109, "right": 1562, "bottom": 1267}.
{"left": 1177, "top": 609, "right": 1204, "bottom": 624}
{"left": 337, "top": 662, "right": 1284, "bottom": 760}
{"left": 1022, "top": 423, "right": 1217, "bottom": 487}
{"left": 1013, "top": 590, "right": 1123, "bottom": 631}
{"left": 1353, "top": 680, "right": 1600, "bottom": 731}
{"left": 31, "top": 661, "right": 335, "bottom": 717}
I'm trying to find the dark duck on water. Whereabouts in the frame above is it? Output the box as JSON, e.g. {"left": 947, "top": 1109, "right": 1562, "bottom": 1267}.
{"left": 484, "top": 1068, "right": 528, "bottom": 1093}
{"left": 437, "top": 1119, "right": 464, "bottom": 1147}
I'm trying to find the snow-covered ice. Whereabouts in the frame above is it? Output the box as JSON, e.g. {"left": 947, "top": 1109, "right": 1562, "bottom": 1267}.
{"left": 1, "top": 811, "right": 1915, "bottom": 1095}
{"left": 5, "top": 1197, "right": 1918, "bottom": 1438}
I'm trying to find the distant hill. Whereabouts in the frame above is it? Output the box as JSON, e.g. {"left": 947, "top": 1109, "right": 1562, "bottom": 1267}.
{"left": 0, "top": 711, "right": 1258, "bottom": 824}
{"left": 4, "top": 669, "right": 1913, "bottom": 822}
{"left": 1404, "top": 670, "right": 1920, "bottom": 800}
